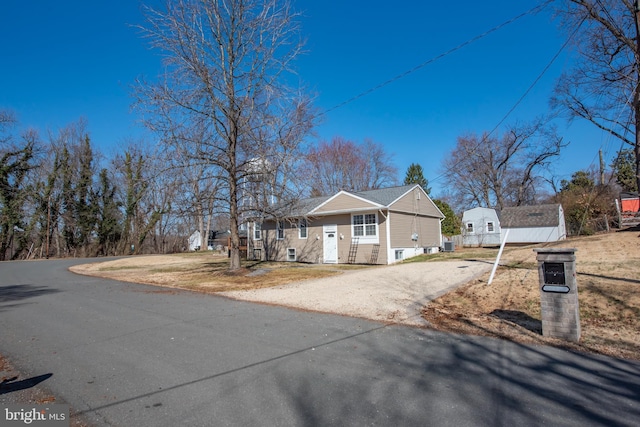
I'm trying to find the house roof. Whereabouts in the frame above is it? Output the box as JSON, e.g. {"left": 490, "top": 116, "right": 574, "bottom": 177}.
{"left": 461, "top": 207, "right": 499, "bottom": 221}
{"left": 286, "top": 195, "right": 332, "bottom": 217}
{"left": 499, "top": 204, "right": 562, "bottom": 228}
{"left": 620, "top": 191, "right": 639, "bottom": 200}
{"left": 269, "top": 184, "right": 439, "bottom": 219}
{"left": 351, "top": 185, "right": 418, "bottom": 206}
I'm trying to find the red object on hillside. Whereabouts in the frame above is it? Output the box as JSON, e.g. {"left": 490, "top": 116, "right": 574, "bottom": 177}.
{"left": 620, "top": 192, "right": 640, "bottom": 212}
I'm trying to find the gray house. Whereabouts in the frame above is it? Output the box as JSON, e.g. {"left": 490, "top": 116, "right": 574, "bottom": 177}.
{"left": 248, "top": 184, "right": 445, "bottom": 265}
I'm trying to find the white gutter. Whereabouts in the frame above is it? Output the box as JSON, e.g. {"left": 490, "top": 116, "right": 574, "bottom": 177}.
{"left": 386, "top": 210, "right": 392, "bottom": 264}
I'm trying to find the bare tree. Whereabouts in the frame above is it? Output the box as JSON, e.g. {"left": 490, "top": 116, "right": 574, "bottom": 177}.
{"left": 134, "top": 0, "right": 314, "bottom": 270}
{"left": 0, "top": 110, "right": 17, "bottom": 139}
{"left": 552, "top": 0, "right": 640, "bottom": 191}
{"left": 441, "top": 121, "right": 565, "bottom": 211}
{"left": 305, "top": 137, "right": 398, "bottom": 196}
{"left": 110, "top": 142, "right": 174, "bottom": 255}
{"left": 169, "top": 134, "right": 221, "bottom": 251}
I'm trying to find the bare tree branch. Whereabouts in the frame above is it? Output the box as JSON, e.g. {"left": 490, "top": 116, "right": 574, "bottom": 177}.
{"left": 441, "top": 121, "right": 565, "bottom": 211}
{"left": 553, "top": 0, "right": 640, "bottom": 189}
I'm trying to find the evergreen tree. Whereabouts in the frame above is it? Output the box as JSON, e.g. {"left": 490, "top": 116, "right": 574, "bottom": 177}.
{"left": 75, "top": 135, "right": 98, "bottom": 254}
{"left": 611, "top": 148, "right": 637, "bottom": 193}
{"left": 403, "top": 163, "right": 431, "bottom": 194}
{"left": 33, "top": 149, "right": 61, "bottom": 258}
{"left": 58, "top": 135, "right": 99, "bottom": 256}
{"left": 555, "top": 170, "right": 613, "bottom": 236}
{"left": 60, "top": 145, "right": 76, "bottom": 253}
{"left": 433, "top": 199, "right": 460, "bottom": 236}
{"left": 96, "top": 168, "right": 122, "bottom": 256}
{"left": 118, "top": 149, "right": 149, "bottom": 254}
{"left": 560, "top": 170, "right": 594, "bottom": 192}
{"left": 0, "top": 137, "right": 36, "bottom": 260}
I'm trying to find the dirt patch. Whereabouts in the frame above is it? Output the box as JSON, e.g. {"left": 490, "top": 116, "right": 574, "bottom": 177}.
{"left": 422, "top": 228, "right": 640, "bottom": 361}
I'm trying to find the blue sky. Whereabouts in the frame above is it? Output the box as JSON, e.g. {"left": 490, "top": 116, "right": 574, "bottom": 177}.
{"left": 1, "top": 1, "right": 613, "bottom": 197}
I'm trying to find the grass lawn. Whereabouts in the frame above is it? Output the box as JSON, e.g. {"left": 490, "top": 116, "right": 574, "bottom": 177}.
{"left": 421, "top": 228, "right": 640, "bottom": 361}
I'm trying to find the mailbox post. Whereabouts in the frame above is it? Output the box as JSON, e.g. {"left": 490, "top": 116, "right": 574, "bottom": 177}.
{"left": 534, "top": 248, "right": 580, "bottom": 342}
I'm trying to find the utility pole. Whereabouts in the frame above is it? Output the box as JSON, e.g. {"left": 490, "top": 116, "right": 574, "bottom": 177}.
{"left": 599, "top": 149, "right": 605, "bottom": 186}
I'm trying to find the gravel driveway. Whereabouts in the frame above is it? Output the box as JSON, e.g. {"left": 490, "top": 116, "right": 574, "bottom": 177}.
{"left": 221, "top": 260, "right": 492, "bottom": 326}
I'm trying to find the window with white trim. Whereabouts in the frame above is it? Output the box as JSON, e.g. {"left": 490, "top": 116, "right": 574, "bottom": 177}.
{"left": 276, "top": 220, "right": 284, "bottom": 240}
{"left": 352, "top": 213, "right": 378, "bottom": 243}
{"left": 253, "top": 222, "right": 262, "bottom": 240}
{"left": 298, "top": 218, "right": 307, "bottom": 239}
{"left": 466, "top": 222, "right": 474, "bottom": 234}
{"left": 486, "top": 221, "right": 495, "bottom": 233}
{"left": 287, "top": 248, "right": 296, "bottom": 262}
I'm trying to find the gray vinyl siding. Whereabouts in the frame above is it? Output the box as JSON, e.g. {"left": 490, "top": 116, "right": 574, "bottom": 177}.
{"left": 314, "top": 193, "right": 378, "bottom": 213}
{"left": 260, "top": 220, "right": 322, "bottom": 263}
{"left": 323, "top": 213, "right": 388, "bottom": 265}
{"left": 389, "top": 188, "right": 443, "bottom": 218}
{"left": 261, "top": 212, "right": 389, "bottom": 264}
{"left": 389, "top": 212, "right": 441, "bottom": 248}
{"left": 344, "top": 212, "right": 388, "bottom": 265}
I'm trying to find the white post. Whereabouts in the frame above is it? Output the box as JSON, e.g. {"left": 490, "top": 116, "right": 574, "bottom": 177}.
{"left": 488, "top": 229, "right": 509, "bottom": 285}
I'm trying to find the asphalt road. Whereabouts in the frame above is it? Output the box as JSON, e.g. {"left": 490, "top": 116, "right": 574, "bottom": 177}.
{"left": 1, "top": 259, "right": 639, "bottom": 427}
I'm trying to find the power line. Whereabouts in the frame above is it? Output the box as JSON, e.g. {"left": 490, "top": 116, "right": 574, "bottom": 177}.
{"left": 426, "top": 14, "right": 585, "bottom": 190}
{"left": 319, "top": 0, "right": 554, "bottom": 117}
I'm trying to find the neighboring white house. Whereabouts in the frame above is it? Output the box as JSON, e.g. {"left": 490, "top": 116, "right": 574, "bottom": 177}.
{"left": 188, "top": 230, "right": 202, "bottom": 251}
{"left": 500, "top": 204, "right": 567, "bottom": 243}
{"left": 461, "top": 207, "right": 502, "bottom": 247}
{"left": 461, "top": 204, "right": 567, "bottom": 246}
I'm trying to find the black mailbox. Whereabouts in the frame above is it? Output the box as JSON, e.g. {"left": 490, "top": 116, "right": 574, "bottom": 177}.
{"left": 541, "top": 262, "right": 570, "bottom": 293}
{"left": 543, "top": 262, "right": 565, "bottom": 285}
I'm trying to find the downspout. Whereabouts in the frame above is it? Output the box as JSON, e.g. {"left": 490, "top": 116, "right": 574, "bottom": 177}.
{"left": 379, "top": 209, "right": 392, "bottom": 264}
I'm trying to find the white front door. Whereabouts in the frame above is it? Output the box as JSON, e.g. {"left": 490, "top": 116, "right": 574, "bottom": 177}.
{"left": 323, "top": 225, "right": 338, "bottom": 263}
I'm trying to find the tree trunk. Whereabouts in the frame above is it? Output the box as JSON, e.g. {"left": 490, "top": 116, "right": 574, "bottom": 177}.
{"left": 635, "top": 112, "right": 640, "bottom": 193}
{"left": 197, "top": 202, "right": 205, "bottom": 251}
{"left": 228, "top": 115, "right": 241, "bottom": 271}
{"left": 635, "top": 2, "right": 640, "bottom": 193}
{"left": 205, "top": 212, "right": 212, "bottom": 252}
{"left": 228, "top": 184, "right": 241, "bottom": 269}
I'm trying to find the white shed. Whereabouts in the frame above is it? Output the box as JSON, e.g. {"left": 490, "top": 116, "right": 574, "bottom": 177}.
{"left": 500, "top": 204, "right": 566, "bottom": 243}
{"left": 188, "top": 230, "right": 202, "bottom": 251}
{"left": 461, "top": 207, "right": 502, "bottom": 247}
